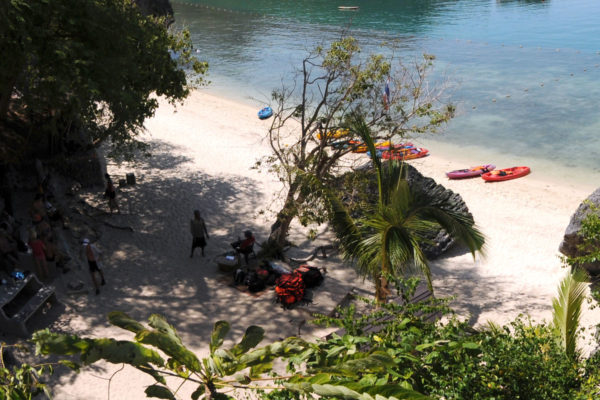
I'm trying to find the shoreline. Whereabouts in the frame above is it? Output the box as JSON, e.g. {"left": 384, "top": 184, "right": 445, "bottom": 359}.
{"left": 202, "top": 85, "right": 600, "bottom": 192}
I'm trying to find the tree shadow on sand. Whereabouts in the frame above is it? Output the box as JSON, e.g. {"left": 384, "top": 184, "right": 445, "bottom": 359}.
{"left": 33, "top": 139, "right": 369, "bottom": 393}
{"left": 430, "top": 245, "right": 550, "bottom": 326}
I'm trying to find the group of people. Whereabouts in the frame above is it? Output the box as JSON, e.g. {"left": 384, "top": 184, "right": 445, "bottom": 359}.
{"left": 0, "top": 162, "right": 71, "bottom": 284}
{"left": 28, "top": 192, "right": 69, "bottom": 281}
{"left": 189, "top": 210, "right": 256, "bottom": 264}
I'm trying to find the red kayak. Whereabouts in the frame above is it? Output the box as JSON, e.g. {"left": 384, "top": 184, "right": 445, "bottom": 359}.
{"left": 481, "top": 166, "right": 530, "bottom": 182}
{"left": 446, "top": 164, "right": 495, "bottom": 179}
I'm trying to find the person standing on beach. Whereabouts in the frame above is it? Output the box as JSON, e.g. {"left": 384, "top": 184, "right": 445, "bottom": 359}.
{"left": 28, "top": 232, "right": 49, "bottom": 280}
{"left": 81, "top": 238, "right": 106, "bottom": 295}
{"left": 104, "top": 173, "right": 120, "bottom": 214}
{"left": 190, "top": 210, "right": 209, "bottom": 257}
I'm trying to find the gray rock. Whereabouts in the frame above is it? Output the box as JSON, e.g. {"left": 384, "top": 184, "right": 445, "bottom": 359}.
{"left": 403, "top": 164, "right": 473, "bottom": 259}
{"left": 340, "top": 162, "right": 474, "bottom": 259}
{"left": 559, "top": 188, "right": 600, "bottom": 274}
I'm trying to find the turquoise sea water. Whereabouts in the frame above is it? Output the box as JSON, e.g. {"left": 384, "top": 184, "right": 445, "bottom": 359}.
{"left": 172, "top": 0, "right": 600, "bottom": 186}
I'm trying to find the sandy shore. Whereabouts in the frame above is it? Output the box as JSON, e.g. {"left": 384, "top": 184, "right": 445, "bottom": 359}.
{"left": 44, "top": 90, "right": 599, "bottom": 399}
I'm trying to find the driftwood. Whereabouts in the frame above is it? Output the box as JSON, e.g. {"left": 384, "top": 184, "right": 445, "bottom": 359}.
{"left": 75, "top": 199, "right": 134, "bottom": 232}
{"left": 288, "top": 244, "right": 337, "bottom": 264}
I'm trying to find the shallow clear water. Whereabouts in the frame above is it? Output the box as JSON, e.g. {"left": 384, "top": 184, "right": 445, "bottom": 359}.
{"left": 172, "top": 0, "right": 600, "bottom": 185}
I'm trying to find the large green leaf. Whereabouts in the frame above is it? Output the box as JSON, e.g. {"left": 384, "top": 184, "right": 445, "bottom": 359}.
{"left": 135, "top": 330, "right": 201, "bottom": 372}
{"left": 210, "top": 321, "right": 230, "bottom": 354}
{"left": 311, "top": 352, "right": 395, "bottom": 376}
{"left": 80, "top": 338, "right": 165, "bottom": 367}
{"left": 108, "top": 311, "right": 145, "bottom": 334}
{"left": 33, "top": 331, "right": 164, "bottom": 368}
{"left": 237, "top": 337, "right": 308, "bottom": 367}
{"left": 148, "top": 314, "right": 183, "bottom": 344}
{"left": 33, "top": 330, "right": 89, "bottom": 356}
{"left": 230, "top": 325, "right": 265, "bottom": 357}
{"left": 145, "top": 384, "right": 175, "bottom": 399}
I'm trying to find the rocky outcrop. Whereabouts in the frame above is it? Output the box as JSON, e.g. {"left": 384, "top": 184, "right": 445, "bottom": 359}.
{"left": 559, "top": 188, "right": 600, "bottom": 274}
{"left": 403, "top": 164, "right": 473, "bottom": 259}
{"left": 134, "top": 0, "right": 174, "bottom": 25}
{"left": 339, "top": 162, "right": 474, "bottom": 259}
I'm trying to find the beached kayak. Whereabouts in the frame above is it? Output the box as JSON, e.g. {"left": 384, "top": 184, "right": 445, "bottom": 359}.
{"left": 317, "top": 128, "right": 349, "bottom": 140}
{"left": 381, "top": 147, "right": 429, "bottom": 161}
{"left": 258, "top": 106, "right": 273, "bottom": 120}
{"left": 375, "top": 142, "right": 414, "bottom": 150}
{"left": 352, "top": 141, "right": 391, "bottom": 153}
{"left": 446, "top": 164, "right": 495, "bottom": 179}
{"left": 481, "top": 166, "right": 530, "bottom": 182}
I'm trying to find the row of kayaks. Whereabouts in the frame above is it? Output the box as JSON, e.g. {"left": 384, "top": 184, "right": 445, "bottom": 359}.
{"left": 333, "top": 140, "right": 430, "bottom": 161}
{"left": 257, "top": 109, "right": 529, "bottom": 181}
{"left": 446, "top": 165, "right": 531, "bottom": 182}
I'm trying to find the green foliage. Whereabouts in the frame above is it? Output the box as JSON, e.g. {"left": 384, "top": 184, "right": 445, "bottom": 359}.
{"left": 323, "top": 114, "right": 485, "bottom": 302}
{"left": 0, "top": 343, "right": 52, "bottom": 399}
{"left": 26, "top": 280, "right": 600, "bottom": 400}
{"left": 0, "top": 0, "right": 208, "bottom": 161}
{"left": 306, "top": 275, "right": 600, "bottom": 400}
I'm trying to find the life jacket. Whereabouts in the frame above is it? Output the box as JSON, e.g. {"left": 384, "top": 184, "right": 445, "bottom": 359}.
{"left": 275, "top": 272, "right": 305, "bottom": 308}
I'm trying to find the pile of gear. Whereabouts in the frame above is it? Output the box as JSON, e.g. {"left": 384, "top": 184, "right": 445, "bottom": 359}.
{"left": 233, "top": 261, "right": 324, "bottom": 309}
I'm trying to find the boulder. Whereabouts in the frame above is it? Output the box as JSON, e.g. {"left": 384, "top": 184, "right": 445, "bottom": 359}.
{"left": 559, "top": 188, "right": 600, "bottom": 274}
{"left": 403, "top": 164, "right": 473, "bottom": 259}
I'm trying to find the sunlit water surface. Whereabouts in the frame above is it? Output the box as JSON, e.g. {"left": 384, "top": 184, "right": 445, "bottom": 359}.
{"left": 172, "top": 0, "right": 600, "bottom": 187}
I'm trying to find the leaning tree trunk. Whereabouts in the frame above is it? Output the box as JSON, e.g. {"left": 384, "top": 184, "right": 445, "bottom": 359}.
{"left": 270, "top": 181, "right": 308, "bottom": 248}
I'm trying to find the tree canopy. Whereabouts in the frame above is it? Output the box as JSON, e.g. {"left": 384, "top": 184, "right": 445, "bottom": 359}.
{"left": 0, "top": 0, "right": 207, "bottom": 162}
{"left": 259, "top": 36, "right": 455, "bottom": 248}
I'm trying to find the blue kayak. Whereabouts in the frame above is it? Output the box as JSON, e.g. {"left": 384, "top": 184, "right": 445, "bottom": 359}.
{"left": 258, "top": 106, "right": 273, "bottom": 120}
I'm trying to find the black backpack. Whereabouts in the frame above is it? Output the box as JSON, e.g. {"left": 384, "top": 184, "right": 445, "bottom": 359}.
{"left": 295, "top": 265, "right": 324, "bottom": 288}
{"left": 245, "top": 271, "right": 266, "bottom": 293}
{"left": 233, "top": 268, "right": 246, "bottom": 285}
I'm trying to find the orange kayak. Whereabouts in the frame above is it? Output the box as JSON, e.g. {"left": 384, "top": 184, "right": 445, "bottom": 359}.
{"left": 481, "top": 166, "right": 530, "bottom": 182}
{"left": 381, "top": 147, "right": 429, "bottom": 161}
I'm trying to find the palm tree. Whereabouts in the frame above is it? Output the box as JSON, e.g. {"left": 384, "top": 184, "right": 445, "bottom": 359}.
{"left": 328, "top": 114, "right": 486, "bottom": 303}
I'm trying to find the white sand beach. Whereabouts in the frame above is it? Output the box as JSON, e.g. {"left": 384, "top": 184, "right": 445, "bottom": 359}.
{"left": 44, "top": 90, "right": 600, "bottom": 399}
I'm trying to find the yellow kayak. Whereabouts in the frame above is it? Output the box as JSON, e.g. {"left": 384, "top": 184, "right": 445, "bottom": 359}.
{"left": 352, "top": 140, "right": 391, "bottom": 153}
{"left": 317, "top": 128, "right": 349, "bottom": 140}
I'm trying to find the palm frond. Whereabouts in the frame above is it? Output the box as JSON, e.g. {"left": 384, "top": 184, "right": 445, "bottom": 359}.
{"left": 552, "top": 267, "right": 589, "bottom": 359}
{"left": 348, "top": 112, "right": 384, "bottom": 205}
